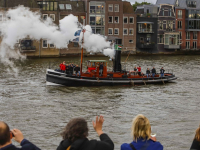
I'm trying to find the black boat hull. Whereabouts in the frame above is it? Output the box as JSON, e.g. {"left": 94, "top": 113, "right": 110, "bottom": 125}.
{"left": 46, "top": 69, "right": 177, "bottom": 86}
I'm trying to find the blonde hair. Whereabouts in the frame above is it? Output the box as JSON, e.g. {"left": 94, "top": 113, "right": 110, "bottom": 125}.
{"left": 195, "top": 125, "right": 200, "bottom": 142}
{"left": 131, "top": 114, "right": 151, "bottom": 141}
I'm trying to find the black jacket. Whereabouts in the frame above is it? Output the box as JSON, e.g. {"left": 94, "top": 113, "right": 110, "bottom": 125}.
{"left": 146, "top": 70, "right": 150, "bottom": 74}
{"left": 57, "top": 133, "right": 114, "bottom": 150}
{"left": 190, "top": 138, "right": 200, "bottom": 150}
{"left": 160, "top": 69, "right": 165, "bottom": 74}
{"left": 0, "top": 139, "right": 41, "bottom": 150}
{"left": 74, "top": 67, "right": 80, "bottom": 72}
{"left": 152, "top": 68, "right": 156, "bottom": 74}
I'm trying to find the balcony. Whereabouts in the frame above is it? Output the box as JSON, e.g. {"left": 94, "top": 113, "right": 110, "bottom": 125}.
{"left": 138, "top": 22, "right": 154, "bottom": 33}
{"left": 138, "top": 43, "right": 154, "bottom": 49}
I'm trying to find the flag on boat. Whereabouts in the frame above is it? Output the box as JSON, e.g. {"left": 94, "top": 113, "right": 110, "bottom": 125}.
{"left": 74, "top": 30, "right": 81, "bottom": 36}
{"left": 114, "top": 44, "right": 122, "bottom": 50}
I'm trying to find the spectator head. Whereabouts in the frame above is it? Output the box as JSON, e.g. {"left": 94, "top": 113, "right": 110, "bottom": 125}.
{"left": 0, "top": 121, "right": 11, "bottom": 146}
{"left": 61, "top": 118, "right": 88, "bottom": 143}
{"left": 195, "top": 125, "right": 200, "bottom": 142}
{"left": 131, "top": 114, "right": 151, "bottom": 141}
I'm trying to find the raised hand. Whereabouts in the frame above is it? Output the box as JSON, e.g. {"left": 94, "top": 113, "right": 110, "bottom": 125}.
{"left": 92, "top": 115, "right": 104, "bottom": 136}
{"left": 11, "top": 129, "right": 24, "bottom": 143}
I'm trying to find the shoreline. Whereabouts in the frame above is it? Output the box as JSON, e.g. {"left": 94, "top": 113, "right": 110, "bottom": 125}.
{"left": 26, "top": 50, "right": 200, "bottom": 58}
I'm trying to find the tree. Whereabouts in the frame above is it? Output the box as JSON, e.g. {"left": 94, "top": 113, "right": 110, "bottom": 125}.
{"left": 132, "top": 1, "right": 151, "bottom": 11}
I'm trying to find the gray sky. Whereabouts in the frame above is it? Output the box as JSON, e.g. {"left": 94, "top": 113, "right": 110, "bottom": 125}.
{"left": 126, "top": 0, "right": 157, "bottom": 4}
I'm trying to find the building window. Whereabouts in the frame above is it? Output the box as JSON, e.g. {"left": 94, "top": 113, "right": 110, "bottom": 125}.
{"left": 114, "top": 4, "right": 119, "bottom": 12}
{"left": 41, "top": 1, "right": 58, "bottom": 11}
{"left": 108, "top": 28, "right": 113, "bottom": 35}
{"left": 108, "top": 4, "right": 113, "bottom": 12}
{"left": 43, "top": 40, "right": 48, "bottom": 48}
{"left": 49, "top": 43, "right": 55, "bottom": 48}
{"left": 114, "top": 28, "right": 119, "bottom": 35}
{"left": 90, "top": 2, "right": 105, "bottom": 13}
{"left": 140, "top": 37, "right": 144, "bottom": 42}
{"left": 193, "top": 41, "right": 197, "bottom": 49}
{"left": 59, "top": 4, "right": 65, "bottom": 10}
{"left": 129, "top": 40, "right": 133, "bottom": 43}
{"left": 123, "top": 28, "right": 128, "bottom": 35}
{"left": 146, "top": 34, "right": 151, "bottom": 43}
{"left": 193, "top": 31, "right": 197, "bottom": 39}
{"left": 129, "top": 17, "right": 134, "bottom": 24}
{"left": 92, "top": 27, "right": 105, "bottom": 35}
{"left": 90, "top": 15, "right": 105, "bottom": 26}
{"left": 80, "top": 16, "right": 85, "bottom": 24}
{"left": 158, "top": 35, "right": 164, "bottom": 43}
{"left": 178, "top": 10, "right": 182, "bottom": 18}
{"left": 179, "top": 32, "right": 182, "bottom": 39}
{"left": 186, "top": 32, "right": 190, "bottom": 39}
{"left": 43, "top": 14, "right": 48, "bottom": 20}
{"left": 162, "top": 8, "right": 164, "bottom": 16}
{"left": 178, "top": 21, "right": 182, "bottom": 29}
{"left": 187, "top": 1, "right": 196, "bottom": 8}
{"left": 49, "top": 14, "right": 55, "bottom": 21}
{"left": 129, "top": 28, "right": 133, "bottom": 35}
{"left": 123, "top": 17, "right": 128, "bottom": 24}
{"left": 167, "top": 21, "right": 173, "bottom": 31}
{"left": 186, "top": 41, "right": 190, "bottom": 49}
{"left": 114, "top": 16, "right": 119, "bottom": 23}
{"left": 66, "top": 4, "right": 72, "bottom": 10}
{"left": 169, "top": 9, "right": 172, "bottom": 16}
{"left": 159, "top": 21, "right": 163, "bottom": 29}
{"left": 147, "top": 9, "right": 149, "bottom": 14}
{"left": 108, "top": 16, "right": 113, "bottom": 23}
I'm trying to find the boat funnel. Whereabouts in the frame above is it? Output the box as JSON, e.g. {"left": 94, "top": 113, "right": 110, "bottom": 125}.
{"left": 113, "top": 43, "right": 123, "bottom": 72}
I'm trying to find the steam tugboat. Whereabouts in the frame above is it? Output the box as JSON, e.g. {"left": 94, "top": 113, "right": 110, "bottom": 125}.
{"left": 46, "top": 39, "right": 177, "bottom": 86}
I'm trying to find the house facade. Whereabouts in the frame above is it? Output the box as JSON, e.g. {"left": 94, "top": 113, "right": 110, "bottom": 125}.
{"left": 135, "top": 5, "right": 158, "bottom": 53}
{"left": 175, "top": 0, "right": 200, "bottom": 50}
{"left": 157, "top": 4, "right": 180, "bottom": 52}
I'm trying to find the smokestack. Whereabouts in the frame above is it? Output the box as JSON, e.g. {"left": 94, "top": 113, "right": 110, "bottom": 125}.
{"left": 113, "top": 39, "right": 122, "bottom": 72}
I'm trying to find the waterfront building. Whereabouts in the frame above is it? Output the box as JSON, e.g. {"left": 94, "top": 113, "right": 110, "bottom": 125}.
{"left": 0, "top": 0, "right": 136, "bottom": 57}
{"left": 135, "top": 5, "right": 158, "bottom": 53}
{"left": 156, "top": 0, "right": 180, "bottom": 52}
{"left": 175, "top": 0, "right": 200, "bottom": 50}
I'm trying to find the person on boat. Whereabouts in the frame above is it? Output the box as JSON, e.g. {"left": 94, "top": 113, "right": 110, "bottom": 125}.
{"left": 99, "top": 63, "right": 103, "bottom": 76}
{"left": 69, "top": 64, "right": 73, "bottom": 75}
{"left": 146, "top": 68, "right": 150, "bottom": 78}
{"left": 121, "top": 114, "right": 163, "bottom": 150}
{"left": 59, "top": 62, "right": 64, "bottom": 72}
{"left": 137, "top": 66, "right": 141, "bottom": 76}
{"left": 152, "top": 67, "right": 156, "bottom": 78}
{"left": 160, "top": 67, "right": 165, "bottom": 77}
{"left": 57, "top": 116, "right": 114, "bottom": 150}
{"left": 61, "top": 62, "right": 66, "bottom": 73}
{"left": 74, "top": 65, "right": 80, "bottom": 76}
{"left": 0, "top": 121, "right": 41, "bottom": 150}
{"left": 66, "top": 64, "right": 70, "bottom": 74}
{"left": 190, "top": 124, "right": 200, "bottom": 150}
{"left": 133, "top": 67, "right": 137, "bottom": 75}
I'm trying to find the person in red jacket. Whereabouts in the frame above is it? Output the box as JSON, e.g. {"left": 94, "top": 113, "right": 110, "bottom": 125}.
{"left": 137, "top": 66, "right": 141, "bottom": 76}
{"left": 61, "top": 61, "right": 66, "bottom": 73}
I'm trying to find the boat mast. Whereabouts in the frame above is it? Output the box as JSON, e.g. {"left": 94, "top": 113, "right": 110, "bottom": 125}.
{"left": 80, "top": 17, "right": 85, "bottom": 76}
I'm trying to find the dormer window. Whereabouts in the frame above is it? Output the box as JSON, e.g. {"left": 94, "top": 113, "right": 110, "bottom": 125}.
{"left": 66, "top": 4, "right": 72, "bottom": 10}
{"left": 59, "top": 4, "right": 65, "bottom": 10}
{"left": 187, "top": 1, "right": 196, "bottom": 8}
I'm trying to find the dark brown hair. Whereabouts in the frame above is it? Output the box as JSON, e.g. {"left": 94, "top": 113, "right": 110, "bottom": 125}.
{"left": 195, "top": 125, "right": 200, "bottom": 142}
{"left": 0, "top": 122, "right": 10, "bottom": 146}
{"left": 61, "top": 118, "right": 88, "bottom": 143}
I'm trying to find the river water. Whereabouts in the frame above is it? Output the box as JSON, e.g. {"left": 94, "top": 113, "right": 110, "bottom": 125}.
{"left": 0, "top": 55, "right": 200, "bottom": 150}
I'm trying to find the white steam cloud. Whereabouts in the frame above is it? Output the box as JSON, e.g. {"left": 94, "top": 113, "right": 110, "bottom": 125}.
{"left": 0, "top": 6, "right": 114, "bottom": 73}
